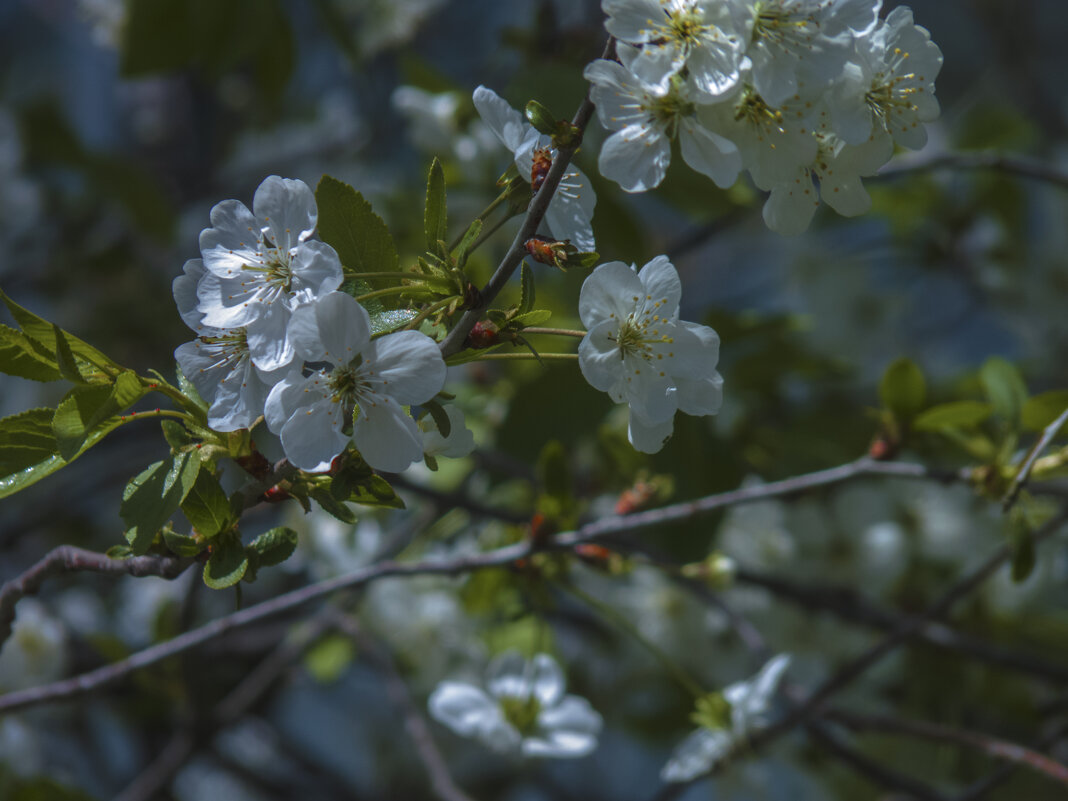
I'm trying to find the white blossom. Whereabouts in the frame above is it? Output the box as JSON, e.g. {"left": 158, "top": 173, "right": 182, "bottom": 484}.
{"left": 393, "top": 86, "right": 500, "bottom": 164}
{"left": 578, "top": 257, "right": 723, "bottom": 453}
{"left": 264, "top": 291, "right": 446, "bottom": 473}
{"left": 472, "top": 86, "right": 596, "bottom": 251}
{"left": 197, "top": 175, "right": 344, "bottom": 372}
{"left": 584, "top": 45, "right": 741, "bottom": 192}
{"left": 662, "top": 654, "right": 791, "bottom": 782}
{"left": 429, "top": 651, "right": 602, "bottom": 758}
{"left": 602, "top": 0, "right": 748, "bottom": 99}
{"left": 0, "top": 600, "right": 67, "bottom": 692}
{"left": 829, "top": 6, "right": 943, "bottom": 150}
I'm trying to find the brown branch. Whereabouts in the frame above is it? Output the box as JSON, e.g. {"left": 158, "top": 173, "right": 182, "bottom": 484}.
{"left": 0, "top": 457, "right": 973, "bottom": 715}
{"left": 876, "top": 151, "right": 1068, "bottom": 192}
{"left": 0, "top": 546, "right": 191, "bottom": 648}
{"left": 953, "top": 724, "right": 1068, "bottom": 801}
{"left": 330, "top": 612, "right": 478, "bottom": 801}
{"left": 1003, "top": 405, "right": 1068, "bottom": 510}
{"left": 438, "top": 38, "right": 610, "bottom": 358}
{"left": 823, "top": 708, "right": 1068, "bottom": 790}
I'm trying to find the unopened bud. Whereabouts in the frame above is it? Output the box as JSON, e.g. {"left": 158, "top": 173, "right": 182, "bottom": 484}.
{"left": 467, "top": 320, "right": 500, "bottom": 349}
{"left": 524, "top": 236, "right": 599, "bottom": 271}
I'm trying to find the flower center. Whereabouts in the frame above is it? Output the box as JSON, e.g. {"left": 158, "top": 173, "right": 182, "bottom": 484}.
{"left": 865, "top": 49, "right": 920, "bottom": 124}
{"left": 663, "top": 6, "right": 712, "bottom": 48}
{"left": 752, "top": 1, "right": 819, "bottom": 48}
{"left": 645, "top": 79, "right": 697, "bottom": 139}
{"left": 733, "top": 88, "right": 785, "bottom": 139}
{"left": 610, "top": 296, "right": 675, "bottom": 366}
{"left": 499, "top": 694, "right": 542, "bottom": 735}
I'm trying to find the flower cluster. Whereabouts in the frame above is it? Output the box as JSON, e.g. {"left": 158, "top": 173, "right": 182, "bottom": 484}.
{"left": 586, "top": 1, "right": 943, "bottom": 233}
{"left": 578, "top": 256, "right": 723, "bottom": 453}
{"left": 428, "top": 651, "right": 603, "bottom": 759}
{"left": 174, "top": 175, "right": 450, "bottom": 473}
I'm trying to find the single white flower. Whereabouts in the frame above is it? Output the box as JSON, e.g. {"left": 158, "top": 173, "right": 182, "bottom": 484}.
{"left": 472, "top": 86, "right": 596, "bottom": 251}
{"left": 761, "top": 130, "right": 893, "bottom": 234}
{"left": 419, "top": 405, "right": 476, "bottom": 459}
{"left": 661, "top": 654, "right": 791, "bottom": 782}
{"left": 264, "top": 291, "right": 446, "bottom": 473}
{"left": 578, "top": 257, "right": 723, "bottom": 453}
{"left": 429, "top": 651, "right": 602, "bottom": 758}
{"left": 584, "top": 45, "right": 741, "bottom": 192}
{"left": 829, "top": 6, "right": 943, "bottom": 150}
{"left": 602, "top": 0, "right": 748, "bottom": 99}
{"left": 197, "top": 175, "right": 344, "bottom": 372}
{"left": 173, "top": 259, "right": 279, "bottom": 431}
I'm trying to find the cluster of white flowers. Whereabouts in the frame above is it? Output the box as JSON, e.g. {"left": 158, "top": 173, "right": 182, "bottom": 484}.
{"left": 585, "top": 1, "right": 943, "bottom": 233}
{"left": 174, "top": 175, "right": 459, "bottom": 473}
{"left": 662, "top": 654, "right": 791, "bottom": 782}
{"left": 578, "top": 256, "right": 723, "bottom": 453}
{"left": 428, "top": 651, "right": 603, "bottom": 759}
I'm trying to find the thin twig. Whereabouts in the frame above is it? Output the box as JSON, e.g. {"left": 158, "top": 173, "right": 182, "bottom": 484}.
{"left": 0, "top": 457, "right": 973, "bottom": 715}
{"left": 0, "top": 546, "right": 191, "bottom": 648}
{"left": 823, "top": 708, "right": 1068, "bottom": 790}
{"left": 331, "top": 612, "right": 479, "bottom": 801}
{"left": 876, "top": 151, "right": 1068, "bottom": 192}
{"left": 438, "top": 37, "right": 611, "bottom": 358}
{"left": 952, "top": 724, "right": 1068, "bottom": 801}
{"left": 1003, "top": 405, "right": 1068, "bottom": 509}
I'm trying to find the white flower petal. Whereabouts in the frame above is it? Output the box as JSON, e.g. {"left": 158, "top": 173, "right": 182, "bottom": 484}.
{"left": 679, "top": 119, "right": 741, "bottom": 189}
{"left": 253, "top": 175, "right": 317, "bottom": 252}
{"left": 472, "top": 86, "right": 528, "bottom": 153}
{"left": 279, "top": 395, "right": 349, "bottom": 472}
{"left": 486, "top": 651, "right": 529, "bottom": 700}
{"left": 289, "top": 240, "right": 344, "bottom": 304}
{"left": 529, "top": 654, "right": 565, "bottom": 707}
{"left": 199, "top": 199, "right": 262, "bottom": 280}
{"left": 246, "top": 302, "right": 296, "bottom": 373}
{"left": 578, "top": 261, "right": 643, "bottom": 329}
{"left": 598, "top": 123, "right": 672, "bottom": 193}
{"left": 314, "top": 292, "right": 371, "bottom": 365}
{"left": 353, "top": 396, "right": 424, "bottom": 472}
{"left": 628, "top": 411, "right": 675, "bottom": 454}
{"left": 428, "top": 682, "right": 502, "bottom": 736}
{"left": 637, "top": 256, "right": 682, "bottom": 318}
{"left": 661, "top": 727, "right": 732, "bottom": 783}
{"left": 362, "top": 330, "right": 446, "bottom": 405}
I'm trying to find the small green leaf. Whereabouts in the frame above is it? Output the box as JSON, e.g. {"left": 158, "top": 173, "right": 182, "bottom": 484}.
{"left": 304, "top": 634, "right": 355, "bottom": 683}
{"left": 424, "top": 453, "right": 439, "bottom": 471}
{"left": 0, "top": 288, "right": 119, "bottom": 372}
{"left": 424, "top": 158, "right": 447, "bottom": 256}
{"left": 879, "top": 357, "right": 926, "bottom": 422}
{"left": 316, "top": 175, "right": 398, "bottom": 276}
{"left": 912, "top": 401, "right": 994, "bottom": 432}
{"left": 345, "top": 476, "right": 405, "bottom": 509}
{"left": 423, "top": 399, "right": 452, "bottom": 439}
{"left": 121, "top": 453, "right": 200, "bottom": 554}
{"left": 163, "top": 529, "right": 203, "bottom": 558}
{"left": 161, "top": 419, "right": 195, "bottom": 450}
{"left": 106, "top": 544, "right": 135, "bottom": 560}
{"left": 519, "top": 262, "right": 535, "bottom": 314}
{"left": 1021, "top": 391, "right": 1068, "bottom": 432}
{"left": 524, "top": 99, "right": 557, "bottom": 136}
{"left": 512, "top": 309, "right": 553, "bottom": 327}
{"left": 175, "top": 362, "right": 208, "bottom": 415}
{"left": 454, "top": 219, "right": 482, "bottom": 267}
{"left": 369, "top": 308, "right": 420, "bottom": 336}
{"left": 980, "top": 357, "right": 1028, "bottom": 426}
{"left": 180, "top": 465, "right": 232, "bottom": 538}
{"left": 203, "top": 533, "right": 249, "bottom": 589}
{"left": 53, "top": 326, "right": 86, "bottom": 383}
{"left": 52, "top": 371, "right": 148, "bottom": 459}
{"left": 248, "top": 526, "right": 298, "bottom": 567}
{"left": 311, "top": 487, "right": 358, "bottom": 523}
{"left": 0, "top": 324, "right": 62, "bottom": 382}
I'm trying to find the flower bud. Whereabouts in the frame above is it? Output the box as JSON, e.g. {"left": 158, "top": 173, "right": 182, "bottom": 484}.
{"left": 466, "top": 320, "right": 500, "bottom": 349}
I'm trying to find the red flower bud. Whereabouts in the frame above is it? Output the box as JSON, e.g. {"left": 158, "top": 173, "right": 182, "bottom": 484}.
{"left": 530, "top": 147, "right": 553, "bottom": 194}
{"left": 467, "top": 320, "right": 500, "bottom": 349}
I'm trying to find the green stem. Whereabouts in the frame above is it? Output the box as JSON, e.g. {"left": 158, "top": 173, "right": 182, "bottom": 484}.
{"left": 475, "top": 352, "right": 578, "bottom": 362}
{"left": 356, "top": 286, "right": 438, "bottom": 304}
{"left": 466, "top": 212, "right": 516, "bottom": 255}
{"left": 558, "top": 580, "right": 706, "bottom": 699}
{"left": 405, "top": 296, "right": 459, "bottom": 331}
{"left": 116, "top": 408, "right": 192, "bottom": 425}
{"left": 449, "top": 188, "right": 511, "bottom": 251}
{"left": 142, "top": 376, "right": 207, "bottom": 422}
{"left": 521, "top": 327, "right": 587, "bottom": 338}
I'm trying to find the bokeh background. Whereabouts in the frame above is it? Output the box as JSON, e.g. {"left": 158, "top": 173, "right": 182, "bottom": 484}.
{"left": 2, "top": 0, "right": 1068, "bottom": 798}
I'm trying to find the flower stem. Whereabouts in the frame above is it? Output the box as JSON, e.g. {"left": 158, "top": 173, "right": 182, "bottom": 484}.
{"left": 356, "top": 286, "right": 439, "bottom": 303}
{"left": 558, "top": 580, "right": 707, "bottom": 700}
{"left": 405, "top": 296, "right": 459, "bottom": 331}
{"left": 465, "top": 212, "right": 517, "bottom": 256}
{"left": 474, "top": 352, "right": 578, "bottom": 362}
{"left": 521, "top": 327, "right": 587, "bottom": 338}
{"left": 449, "top": 188, "right": 511, "bottom": 251}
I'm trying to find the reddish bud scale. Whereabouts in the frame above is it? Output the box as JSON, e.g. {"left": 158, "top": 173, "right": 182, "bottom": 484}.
{"left": 868, "top": 438, "right": 896, "bottom": 461}
{"left": 525, "top": 237, "right": 557, "bottom": 265}
{"left": 574, "top": 543, "right": 613, "bottom": 563}
{"left": 262, "top": 486, "right": 291, "bottom": 502}
{"left": 614, "top": 482, "right": 656, "bottom": 515}
{"left": 530, "top": 147, "right": 552, "bottom": 194}
{"left": 467, "top": 320, "right": 500, "bottom": 349}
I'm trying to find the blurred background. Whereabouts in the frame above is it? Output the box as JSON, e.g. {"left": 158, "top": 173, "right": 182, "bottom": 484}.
{"left": 2, "top": 0, "right": 1068, "bottom": 798}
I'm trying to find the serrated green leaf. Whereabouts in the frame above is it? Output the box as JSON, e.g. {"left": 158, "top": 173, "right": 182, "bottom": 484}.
{"left": 512, "top": 309, "right": 553, "bottom": 327}
{"left": 879, "top": 357, "right": 926, "bottom": 422}
{"left": 423, "top": 399, "right": 451, "bottom": 438}
{"left": 454, "top": 219, "right": 482, "bottom": 267}
{"left": 52, "top": 371, "right": 148, "bottom": 460}
{"left": 980, "top": 357, "right": 1028, "bottom": 426}
{"left": 519, "top": 262, "right": 535, "bottom": 314}
{"left": 161, "top": 419, "right": 195, "bottom": 450}
{"left": 163, "top": 529, "right": 203, "bottom": 557}
{"left": 0, "top": 407, "right": 135, "bottom": 499}
{"left": 316, "top": 175, "right": 398, "bottom": 276}
{"left": 121, "top": 453, "right": 200, "bottom": 554}
{"left": 180, "top": 465, "right": 232, "bottom": 538}
{"left": 311, "top": 487, "right": 358, "bottom": 523}
{"left": 369, "top": 308, "right": 419, "bottom": 336}
{"left": 248, "top": 526, "right": 298, "bottom": 567}
{"left": 1021, "top": 391, "right": 1068, "bottom": 432}
{"left": 0, "top": 288, "right": 119, "bottom": 373}
{"left": 53, "top": 326, "right": 86, "bottom": 383}
{"left": 347, "top": 476, "right": 405, "bottom": 509}
{"left": 203, "top": 534, "right": 249, "bottom": 589}
{"left": 912, "top": 401, "right": 994, "bottom": 432}
{"left": 0, "top": 324, "right": 62, "bottom": 382}
{"left": 175, "top": 362, "right": 208, "bottom": 414}
{"left": 106, "top": 544, "right": 135, "bottom": 560}
{"left": 425, "top": 158, "right": 447, "bottom": 255}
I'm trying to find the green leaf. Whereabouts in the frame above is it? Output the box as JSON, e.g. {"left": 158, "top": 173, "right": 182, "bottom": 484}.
{"left": 454, "top": 219, "right": 482, "bottom": 267}
{"left": 512, "top": 309, "right": 553, "bottom": 327}
{"left": 519, "top": 262, "right": 535, "bottom": 314}
{"left": 161, "top": 419, "right": 195, "bottom": 450}
{"left": 53, "top": 325, "right": 87, "bottom": 383}
{"left": 424, "top": 158, "right": 447, "bottom": 256}
{"left": 52, "top": 371, "right": 148, "bottom": 460}
{"left": 304, "top": 634, "right": 355, "bottom": 683}
{"left": 203, "top": 533, "right": 249, "bottom": 589}
{"left": 0, "top": 289, "right": 119, "bottom": 373}
{"left": 121, "top": 453, "right": 200, "bottom": 554}
{"left": 180, "top": 465, "right": 232, "bottom": 538}
{"left": 163, "top": 529, "right": 204, "bottom": 557}
{"left": 444, "top": 343, "right": 504, "bottom": 366}
{"left": 369, "top": 308, "right": 420, "bottom": 336}
{"left": 980, "top": 356, "right": 1028, "bottom": 426}
{"left": 310, "top": 487, "right": 358, "bottom": 523}
{"left": 1009, "top": 511, "right": 1036, "bottom": 583}
{"left": 106, "top": 544, "right": 135, "bottom": 560}
{"left": 316, "top": 175, "right": 398, "bottom": 276}
{"left": 248, "top": 526, "right": 298, "bottom": 567}
{"left": 0, "top": 324, "right": 62, "bottom": 382}
{"left": 912, "top": 401, "right": 994, "bottom": 432}
{"left": 879, "top": 357, "right": 926, "bottom": 421}
{"left": 423, "top": 399, "right": 451, "bottom": 439}
{"left": 1022, "top": 391, "right": 1068, "bottom": 432}
{"left": 175, "top": 362, "right": 209, "bottom": 415}
{"left": 346, "top": 476, "right": 405, "bottom": 509}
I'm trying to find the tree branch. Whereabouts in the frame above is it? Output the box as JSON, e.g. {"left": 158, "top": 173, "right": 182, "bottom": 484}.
{"left": 0, "top": 546, "right": 191, "bottom": 648}
{"left": 1003, "top": 405, "right": 1068, "bottom": 510}
{"left": 0, "top": 456, "right": 975, "bottom": 715}
{"left": 876, "top": 151, "right": 1068, "bottom": 192}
